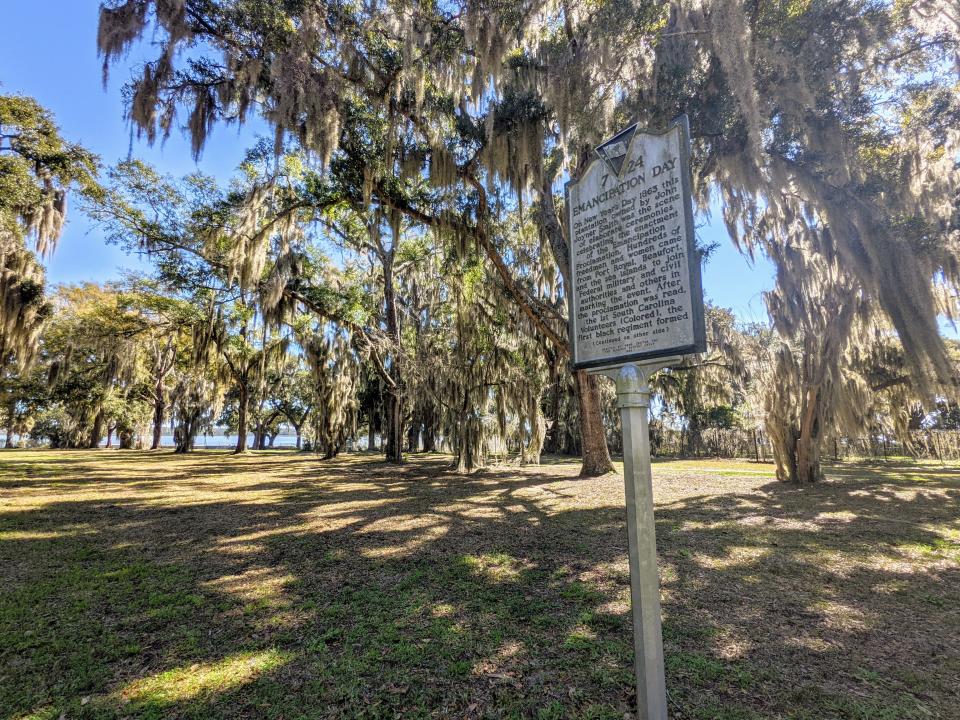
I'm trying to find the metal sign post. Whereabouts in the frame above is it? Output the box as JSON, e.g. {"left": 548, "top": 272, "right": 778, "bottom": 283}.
{"left": 566, "top": 117, "right": 706, "bottom": 719}
{"left": 592, "top": 361, "right": 679, "bottom": 720}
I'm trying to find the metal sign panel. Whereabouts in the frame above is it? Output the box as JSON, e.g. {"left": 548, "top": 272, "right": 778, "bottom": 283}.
{"left": 567, "top": 116, "right": 706, "bottom": 369}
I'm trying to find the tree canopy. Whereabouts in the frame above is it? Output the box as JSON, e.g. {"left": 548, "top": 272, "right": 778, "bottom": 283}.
{"left": 0, "top": 2, "right": 957, "bottom": 481}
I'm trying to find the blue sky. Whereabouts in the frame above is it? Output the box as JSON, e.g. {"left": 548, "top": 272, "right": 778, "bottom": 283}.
{"left": 1, "top": 2, "right": 797, "bottom": 327}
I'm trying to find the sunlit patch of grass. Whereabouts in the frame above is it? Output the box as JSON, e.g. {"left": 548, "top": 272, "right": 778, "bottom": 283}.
{"left": 357, "top": 514, "right": 450, "bottom": 558}
{"left": 563, "top": 626, "right": 598, "bottom": 651}
{"left": 690, "top": 544, "right": 770, "bottom": 570}
{"left": 871, "top": 578, "right": 911, "bottom": 594}
{"left": 809, "top": 598, "right": 874, "bottom": 631}
{"left": 813, "top": 509, "right": 859, "bottom": 523}
{"left": 431, "top": 602, "right": 455, "bottom": 617}
{"left": 203, "top": 567, "right": 295, "bottom": 605}
{"left": 897, "top": 536, "right": 960, "bottom": 560}
{"left": 714, "top": 469, "right": 776, "bottom": 477}
{"left": 457, "top": 551, "right": 524, "bottom": 583}
{"left": 471, "top": 639, "right": 524, "bottom": 676}
{"left": 108, "top": 649, "right": 290, "bottom": 708}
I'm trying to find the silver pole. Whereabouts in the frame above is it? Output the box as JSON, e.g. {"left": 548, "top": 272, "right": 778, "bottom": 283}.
{"left": 594, "top": 361, "right": 675, "bottom": 720}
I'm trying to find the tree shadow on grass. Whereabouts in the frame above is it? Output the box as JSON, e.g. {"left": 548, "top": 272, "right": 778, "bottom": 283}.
{"left": 1, "top": 453, "right": 958, "bottom": 719}
{"left": 653, "top": 467, "right": 960, "bottom": 718}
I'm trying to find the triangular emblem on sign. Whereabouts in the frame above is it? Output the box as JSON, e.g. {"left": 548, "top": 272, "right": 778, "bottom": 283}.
{"left": 596, "top": 124, "right": 637, "bottom": 177}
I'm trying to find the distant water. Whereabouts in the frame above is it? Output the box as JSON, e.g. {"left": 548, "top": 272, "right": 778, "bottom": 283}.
{"left": 152, "top": 433, "right": 303, "bottom": 449}
{"left": 2, "top": 433, "right": 376, "bottom": 450}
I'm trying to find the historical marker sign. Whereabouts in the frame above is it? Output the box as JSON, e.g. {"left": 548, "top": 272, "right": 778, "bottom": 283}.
{"left": 568, "top": 117, "right": 706, "bottom": 720}
{"left": 567, "top": 116, "right": 705, "bottom": 369}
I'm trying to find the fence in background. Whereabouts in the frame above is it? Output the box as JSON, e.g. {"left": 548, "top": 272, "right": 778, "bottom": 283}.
{"left": 649, "top": 428, "right": 960, "bottom": 462}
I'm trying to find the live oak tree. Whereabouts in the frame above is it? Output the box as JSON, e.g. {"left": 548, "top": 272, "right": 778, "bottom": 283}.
{"left": 94, "top": 0, "right": 623, "bottom": 475}
{"left": 400, "top": 232, "right": 549, "bottom": 472}
{"left": 0, "top": 368, "right": 47, "bottom": 448}
{"left": 96, "top": 0, "right": 959, "bottom": 480}
{"left": 1, "top": 280, "right": 213, "bottom": 451}
{"left": 651, "top": 305, "right": 749, "bottom": 455}
{"left": 91, "top": 151, "right": 412, "bottom": 461}
{"left": 0, "top": 94, "right": 99, "bottom": 369}
{"left": 217, "top": 299, "right": 290, "bottom": 453}
{"left": 654, "top": 2, "right": 960, "bottom": 480}
{"left": 116, "top": 280, "right": 201, "bottom": 449}
{"left": 270, "top": 357, "right": 314, "bottom": 450}
{"left": 33, "top": 285, "right": 151, "bottom": 449}
{"left": 302, "top": 329, "right": 360, "bottom": 459}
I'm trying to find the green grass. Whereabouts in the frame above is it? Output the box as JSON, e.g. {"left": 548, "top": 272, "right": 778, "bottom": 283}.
{"left": 1, "top": 450, "right": 958, "bottom": 719}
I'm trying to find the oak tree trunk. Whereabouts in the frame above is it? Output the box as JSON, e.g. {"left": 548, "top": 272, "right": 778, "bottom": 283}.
{"left": 406, "top": 417, "right": 420, "bottom": 453}
{"left": 382, "top": 249, "right": 404, "bottom": 464}
{"left": 235, "top": 381, "right": 249, "bottom": 453}
{"left": 422, "top": 416, "right": 436, "bottom": 452}
{"left": 794, "top": 386, "right": 823, "bottom": 483}
{"left": 175, "top": 411, "right": 200, "bottom": 453}
{"left": 151, "top": 390, "right": 164, "bottom": 449}
{"left": 574, "top": 369, "right": 614, "bottom": 476}
{"left": 384, "top": 389, "right": 404, "bottom": 463}
{"left": 89, "top": 409, "right": 106, "bottom": 449}
{"left": 5, "top": 399, "right": 15, "bottom": 448}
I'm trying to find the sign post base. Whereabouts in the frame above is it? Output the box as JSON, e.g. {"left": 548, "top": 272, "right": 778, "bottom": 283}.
{"left": 591, "top": 360, "right": 679, "bottom": 720}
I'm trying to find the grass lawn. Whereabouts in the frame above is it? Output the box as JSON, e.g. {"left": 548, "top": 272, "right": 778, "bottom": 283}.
{"left": 1, "top": 450, "right": 958, "bottom": 719}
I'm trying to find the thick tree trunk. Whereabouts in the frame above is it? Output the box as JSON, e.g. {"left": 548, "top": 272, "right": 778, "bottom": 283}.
{"left": 454, "top": 447, "right": 471, "bottom": 474}
{"left": 384, "top": 389, "right": 404, "bottom": 463}
{"left": 294, "top": 426, "right": 302, "bottom": 450}
{"left": 105, "top": 426, "right": 114, "bottom": 448}
{"left": 175, "top": 412, "right": 200, "bottom": 454}
{"left": 422, "top": 424, "right": 436, "bottom": 452}
{"left": 89, "top": 409, "right": 106, "bottom": 449}
{"left": 235, "top": 382, "right": 249, "bottom": 453}
{"left": 687, "top": 415, "right": 703, "bottom": 457}
{"left": 5, "top": 400, "right": 15, "bottom": 448}
{"left": 382, "top": 249, "right": 404, "bottom": 464}
{"left": 453, "top": 402, "right": 475, "bottom": 474}
{"left": 794, "top": 386, "right": 823, "bottom": 483}
{"left": 543, "top": 372, "right": 561, "bottom": 454}
{"left": 151, "top": 391, "right": 164, "bottom": 450}
{"left": 771, "top": 384, "right": 825, "bottom": 484}
{"left": 574, "top": 369, "right": 614, "bottom": 476}
{"left": 150, "top": 338, "right": 173, "bottom": 450}
{"left": 406, "top": 417, "right": 420, "bottom": 453}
